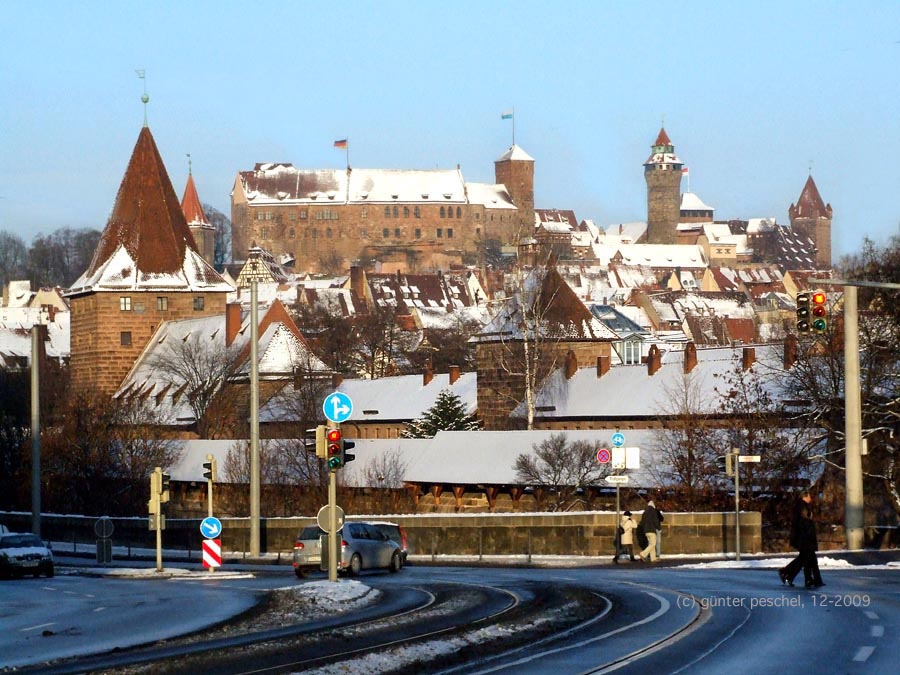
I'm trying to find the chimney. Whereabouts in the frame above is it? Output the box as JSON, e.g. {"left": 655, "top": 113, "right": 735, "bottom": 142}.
{"left": 45, "top": 304, "right": 57, "bottom": 323}
{"left": 565, "top": 350, "right": 578, "bottom": 379}
{"left": 683, "top": 342, "right": 697, "bottom": 373}
{"left": 423, "top": 359, "right": 434, "bottom": 386}
{"left": 742, "top": 346, "right": 756, "bottom": 371}
{"left": 647, "top": 345, "right": 662, "bottom": 376}
{"left": 596, "top": 355, "right": 610, "bottom": 378}
{"left": 449, "top": 364, "right": 460, "bottom": 385}
{"left": 350, "top": 265, "right": 366, "bottom": 300}
{"left": 225, "top": 303, "right": 242, "bottom": 346}
{"left": 332, "top": 373, "right": 343, "bottom": 388}
{"left": 784, "top": 334, "right": 798, "bottom": 369}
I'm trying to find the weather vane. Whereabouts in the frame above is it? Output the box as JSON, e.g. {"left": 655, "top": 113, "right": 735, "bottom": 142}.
{"left": 136, "top": 69, "right": 149, "bottom": 126}
{"left": 187, "top": 152, "right": 192, "bottom": 175}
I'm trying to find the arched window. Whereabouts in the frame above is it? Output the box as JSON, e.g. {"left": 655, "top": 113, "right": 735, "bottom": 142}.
{"left": 311, "top": 229, "right": 318, "bottom": 239}
{"left": 393, "top": 206, "right": 399, "bottom": 218}
{"left": 326, "top": 228, "right": 332, "bottom": 238}
{"left": 447, "top": 207, "right": 453, "bottom": 219}
{"left": 440, "top": 206, "right": 446, "bottom": 218}
{"left": 456, "top": 207, "right": 462, "bottom": 219}
{"left": 384, "top": 207, "right": 391, "bottom": 218}
{"left": 414, "top": 206, "right": 421, "bottom": 218}
{"left": 403, "top": 206, "right": 410, "bottom": 218}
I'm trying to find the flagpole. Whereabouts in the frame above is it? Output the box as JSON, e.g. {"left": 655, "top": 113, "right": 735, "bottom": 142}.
{"left": 512, "top": 108, "right": 516, "bottom": 146}
{"left": 346, "top": 138, "right": 350, "bottom": 170}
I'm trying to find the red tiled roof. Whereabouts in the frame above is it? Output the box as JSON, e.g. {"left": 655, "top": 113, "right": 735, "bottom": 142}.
{"left": 85, "top": 127, "right": 199, "bottom": 278}
{"left": 654, "top": 127, "right": 672, "bottom": 146}
{"left": 181, "top": 173, "right": 209, "bottom": 225}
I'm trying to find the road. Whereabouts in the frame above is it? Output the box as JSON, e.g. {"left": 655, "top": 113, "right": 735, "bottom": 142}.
{"left": 1, "top": 558, "right": 897, "bottom": 674}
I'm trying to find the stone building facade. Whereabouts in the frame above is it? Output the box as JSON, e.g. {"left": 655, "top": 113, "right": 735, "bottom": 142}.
{"left": 789, "top": 174, "right": 832, "bottom": 269}
{"left": 230, "top": 146, "right": 535, "bottom": 273}
{"left": 644, "top": 127, "right": 684, "bottom": 245}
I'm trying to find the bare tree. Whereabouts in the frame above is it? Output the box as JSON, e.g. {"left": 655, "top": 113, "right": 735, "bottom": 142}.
{"left": 515, "top": 433, "right": 610, "bottom": 511}
{"left": 203, "top": 203, "right": 231, "bottom": 270}
{"left": 648, "top": 370, "right": 721, "bottom": 508}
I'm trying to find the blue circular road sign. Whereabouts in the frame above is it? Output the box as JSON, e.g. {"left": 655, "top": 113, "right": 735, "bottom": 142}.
{"left": 611, "top": 432, "right": 626, "bottom": 448}
{"left": 323, "top": 392, "right": 354, "bottom": 423}
{"left": 200, "top": 516, "right": 223, "bottom": 539}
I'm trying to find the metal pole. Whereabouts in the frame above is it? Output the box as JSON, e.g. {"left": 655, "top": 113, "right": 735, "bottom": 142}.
{"left": 155, "top": 510, "right": 163, "bottom": 572}
{"left": 250, "top": 279, "right": 260, "bottom": 557}
{"left": 30, "top": 326, "right": 41, "bottom": 537}
{"left": 328, "top": 467, "right": 338, "bottom": 582}
{"left": 733, "top": 449, "right": 741, "bottom": 561}
{"left": 614, "top": 483, "right": 621, "bottom": 560}
{"left": 207, "top": 473, "right": 214, "bottom": 519}
{"left": 844, "top": 285, "right": 864, "bottom": 549}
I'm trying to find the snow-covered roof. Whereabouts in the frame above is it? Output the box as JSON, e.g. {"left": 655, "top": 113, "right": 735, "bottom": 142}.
{"left": 613, "top": 244, "right": 707, "bottom": 268}
{"left": 496, "top": 144, "right": 534, "bottom": 162}
{"left": 681, "top": 192, "right": 714, "bottom": 211}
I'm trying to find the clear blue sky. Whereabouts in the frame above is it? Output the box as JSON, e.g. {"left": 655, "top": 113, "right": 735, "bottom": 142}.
{"left": 1, "top": 1, "right": 898, "bottom": 260}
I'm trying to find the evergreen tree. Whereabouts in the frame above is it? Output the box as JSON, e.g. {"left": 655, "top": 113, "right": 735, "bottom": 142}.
{"left": 401, "top": 389, "right": 479, "bottom": 438}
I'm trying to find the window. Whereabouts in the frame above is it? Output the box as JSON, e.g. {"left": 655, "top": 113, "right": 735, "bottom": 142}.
{"left": 383, "top": 228, "right": 390, "bottom": 238}
{"left": 260, "top": 227, "right": 269, "bottom": 239}
{"left": 437, "top": 228, "right": 443, "bottom": 238}
{"left": 289, "top": 211, "right": 296, "bottom": 221}
{"left": 447, "top": 207, "right": 453, "bottom": 219}
{"left": 415, "top": 228, "right": 422, "bottom": 239}
{"left": 361, "top": 207, "right": 367, "bottom": 219}
{"left": 476, "top": 227, "right": 481, "bottom": 237}
{"left": 384, "top": 207, "right": 391, "bottom": 218}
{"left": 120, "top": 331, "right": 132, "bottom": 347}
{"left": 456, "top": 207, "right": 462, "bottom": 218}
{"left": 414, "top": 206, "right": 421, "bottom": 218}
{"left": 326, "top": 227, "right": 333, "bottom": 238}
{"left": 157, "top": 296, "right": 168, "bottom": 311}
{"left": 447, "top": 228, "right": 454, "bottom": 239}
{"left": 393, "top": 206, "right": 399, "bottom": 218}
{"left": 119, "top": 297, "right": 132, "bottom": 311}
{"left": 440, "top": 206, "right": 446, "bottom": 218}
{"left": 312, "top": 228, "right": 318, "bottom": 239}
{"left": 403, "top": 206, "right": 409, "bottom": 218}
{"left": 360, "top": 228, "right": 368, "bottom": 238}
{"left": 193, "top": 296, "right": 205, "bottom": 311}
{"left": 395, "top": 227, "right": 401, "bottom": 238}
{"left": 265, "top": 212, "right": 273, "bottom": 220}
{"left": 256, "top": 211, "right": 264, "bottom": 221}
{"left": 299, "top": 210, "right": 307, "bottom": 219}
{"left": 289, "top": 228, "right": 296, "bottom": 238}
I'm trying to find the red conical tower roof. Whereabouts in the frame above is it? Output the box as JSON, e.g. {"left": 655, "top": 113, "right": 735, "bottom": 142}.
{"left": 85, "top": 127, "right": 199, "bottom": 278}
{"left": 654, "top": 127, "right": 672, "bottom": 146}
{"left": 181, "top": 172, "right": 209, "bottom": 225}
{"left": 793, "top": 174, "right": 828, "bottom": 219}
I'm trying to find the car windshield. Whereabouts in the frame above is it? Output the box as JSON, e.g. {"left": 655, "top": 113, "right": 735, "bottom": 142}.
{"left": 298, "top": 526, "right": 325, "bottom": 540}
{"left": 1, "top": 534, "right": 43, "bottom": 548}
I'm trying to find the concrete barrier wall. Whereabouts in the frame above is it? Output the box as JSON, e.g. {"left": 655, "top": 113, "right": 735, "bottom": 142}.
{"left": 1, "top": 511, "right": 762, "bottom": 558}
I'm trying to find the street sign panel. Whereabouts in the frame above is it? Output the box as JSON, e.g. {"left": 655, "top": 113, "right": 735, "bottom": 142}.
{"left": 596, "top": 448, "right": 611, "bottom": 464}
{"left": 200, "top": 516, "right": 223, "bottom": 539}
{"left": 202, "top": 538, "right": 222, "bottom": 569}
{"left": 611, "top": 447, "right": 626, "bottom": 469}
{"left": 625, "top": 446, "right": 641, "bottom": 469}
{"left": 739, "top": 455, "right": 761, "bottom": 463}
{"left": 323, "top": 392, "right": 353, "bottom": 423}
{"left": 317, "top": 504, "right": 346, "bottom": 533}
{"left": 611, "top": 432, "right": 625, "bottom": 448}
{"left": 606, "top": 475, "right": 630, "bottom": 484}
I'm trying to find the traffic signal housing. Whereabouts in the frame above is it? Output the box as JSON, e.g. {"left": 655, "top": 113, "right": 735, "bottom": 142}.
{"left": 796, "top": 292, "right": 811, "bottom": 333}
{"left": 811, "top": 290, "right": 827, "bottom": 333}
{"left": 202, "top": 454, "right": 217, "bottom": 482}
{"left": 326, "top": 428, "right": 343, "bottom": 469}
{"left": 305, "top": 426, "right": 327, "bottom": 458}
{"left": 716, "top": 454, "right": 734, "bottom": 477}
{"left": 160, "top": 472, "right": 171, "bottom": 503}
{"left": 343, "top": 439, "right": 356, "bottom": 465}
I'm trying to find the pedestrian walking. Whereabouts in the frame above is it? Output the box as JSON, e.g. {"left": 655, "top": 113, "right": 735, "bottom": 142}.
{"left": 779, "top": 491, "right": 825, "bottom": 587}
{"left": 655, "top": 507, "right": 664, "bottom": 559}
{"left": 638, "top": 500, "right": 662, "bottom": 562}
{"left": 613, "top": 511, "right": 637, "bottom": 563}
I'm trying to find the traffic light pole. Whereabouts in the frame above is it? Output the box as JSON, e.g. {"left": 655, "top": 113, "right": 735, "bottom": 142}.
{"left": 733, "top": 449, "right": 741, "bottom": 561}
{"left": 328, "top": 466, "right": 338, "bottom": 582}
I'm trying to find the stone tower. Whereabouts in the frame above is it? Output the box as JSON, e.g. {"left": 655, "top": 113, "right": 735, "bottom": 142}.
{"left": 65, "top": 126, "right": 232, "bottom": 398}
{"left": 789, "top": 174, "right": 832, "bottom": 269}
{"left": 644, "top": 128, "right": 684, "bottom": 245}
{"left": 181, "top": 171, "right": 217, "bottom": 268}
{"left": 494, "top": 145, "right": 535, "bottom": 243}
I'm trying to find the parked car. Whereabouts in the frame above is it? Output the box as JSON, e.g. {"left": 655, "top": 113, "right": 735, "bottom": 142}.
{"left": 0, "top": 532, "right": 54, "bottom": 579}
{"left": 293, "top": 521, "right": 403, "bottom": 578}
{"left": 369, "top": 521, "right": 408, "bottom": 565}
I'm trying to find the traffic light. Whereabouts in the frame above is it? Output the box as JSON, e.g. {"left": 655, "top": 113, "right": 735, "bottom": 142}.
{"left": 811, "top": 290, "right": 827, "bottom": 334}
{"left": 304, "top": 425, "right": 327, "bottom": 459}
{"left": 326, "top": 428, "right": 343, "bottom": 469}
{"left": 343, "top": 439, "right": 356, "bottom": 465}
{"left": 716, "top": 454, "right": 734, "bottom": 477}
{"left": 160, "top": 472, "right": 171, "bottom": 503}
{"left": 796, "top": 292, "right": 811, "bottom": 333}
{"left": 203, "top": 454, "right": 217, "bottom": 482}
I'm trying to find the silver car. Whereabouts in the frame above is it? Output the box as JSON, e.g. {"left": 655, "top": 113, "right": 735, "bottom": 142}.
{"left": 0, "top": 533, "right": 55, "bottom": 579}
{"left": 292, "top": 521, "right": 403, "bottom": 578}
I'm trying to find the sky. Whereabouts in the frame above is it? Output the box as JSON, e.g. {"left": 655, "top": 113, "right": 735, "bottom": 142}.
{"left": 1, "top": 1, "right": 898, "bottom": 261}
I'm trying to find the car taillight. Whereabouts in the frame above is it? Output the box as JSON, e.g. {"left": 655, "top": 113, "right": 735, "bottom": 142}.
{"left": 341, "top": 540, "right": 348, "bottom": 548}
{"left": 399, "top": 526, "right": 407, "bottom": 550}
{"left": 294, "top": 541, "right": 304, "bottom": 550}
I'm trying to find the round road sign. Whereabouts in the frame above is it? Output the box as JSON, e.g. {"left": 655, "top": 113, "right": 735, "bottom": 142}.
{"left": 596, "top": 447, "right": 611, "bottom": 464}
{"left": 317, "top": 505, "right": 346, "bottom": 534}
{"left": 611, "top": 431, "right": 626, "bottom": 448}
{"left": 323, "top": 392, "right": 353, "bottom": 424}
{"left": 200, "top": 516, "right": 223, "bottom": 539}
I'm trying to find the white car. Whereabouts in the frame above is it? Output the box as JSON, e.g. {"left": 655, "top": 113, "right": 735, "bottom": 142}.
{"left": 0, "top": 532, "right": 55, "bottom": 579}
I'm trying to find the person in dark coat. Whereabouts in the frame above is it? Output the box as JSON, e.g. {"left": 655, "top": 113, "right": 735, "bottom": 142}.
{"left": 638, "top": 501, "right": 661, "bottom": 562}
{"left": 779, "top": 491, "right": 824, "bottom": 587}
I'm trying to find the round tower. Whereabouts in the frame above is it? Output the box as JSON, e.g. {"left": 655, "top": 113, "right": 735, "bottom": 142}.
{"left": 644, "top": 128, "right": 683, "bottom": 245}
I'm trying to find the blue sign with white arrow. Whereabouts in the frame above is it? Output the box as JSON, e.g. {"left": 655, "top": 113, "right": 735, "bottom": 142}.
{"left": 611, "top": 431, "right": 626, "bottom": 448}
{"left": 323, "top": 392, "right": 353, "bottom": 424}
{"left": 200, "top": 516, "right": 223, "bottom": 539}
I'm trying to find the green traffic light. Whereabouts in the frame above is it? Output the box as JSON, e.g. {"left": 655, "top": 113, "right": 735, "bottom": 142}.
{"left": 813, "top": 318, "right": 827, "bottom": 333}
{"left": 328, "top": 457, "right": 342, "bottom": 469}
